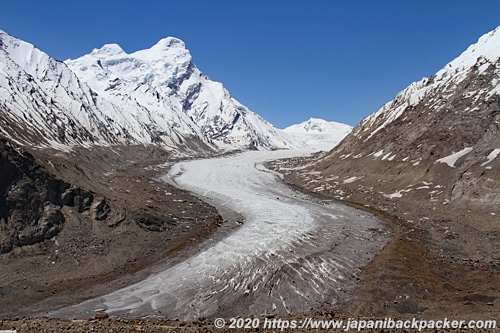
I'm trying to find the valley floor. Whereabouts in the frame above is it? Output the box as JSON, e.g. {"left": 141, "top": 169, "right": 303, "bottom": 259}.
{"left": 48, "top": 150, "right": 389, "bottom": 320}
{"left": 1, "top": 147, "right": 498, "bottom": 332}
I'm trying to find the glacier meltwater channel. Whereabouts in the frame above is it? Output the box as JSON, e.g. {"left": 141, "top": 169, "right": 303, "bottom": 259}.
{"left": 51, "top": 150, "right": 390, "bottom": 319}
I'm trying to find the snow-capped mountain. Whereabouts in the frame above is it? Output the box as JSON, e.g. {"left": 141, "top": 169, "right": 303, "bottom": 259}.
{"left": 304, "top": 26, "right": 500, "bottom": 210}
{"left": 330, "top": 26, "right": 500, "bottom": 163}
{"left": 283, "top": 118, "right": 352, "bottom": 151}
{"left": 64, "top": 37, "right": 300, "bottom": 151}
{"left": 0, "top": 30, "right": 302, "bottom": 152}
{"left": 0, "top": 30, "right": 144, "bottom": 148}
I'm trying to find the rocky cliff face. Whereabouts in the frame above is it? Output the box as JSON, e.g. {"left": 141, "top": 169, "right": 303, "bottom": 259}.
{"left": 0, "top": 138, "right": 102, "bottom": 253}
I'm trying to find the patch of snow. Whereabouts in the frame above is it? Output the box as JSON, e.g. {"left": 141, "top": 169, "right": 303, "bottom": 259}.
{"left": 340, "top": 153, "right": 352, "bottom": 160}
{"left": 384, "top": 191, "right": 403, "bottom": 199}
{"left": 383, "top": 189, "right": 412, "bottom": 199}
{"left": 343, "top": 176, "right": 360, "bottom": 184}
{"left": 381, "top": 152, "right": 397, "bottom": 161}
{"left": 481, "top": 148, "right": 500, "bottom": 166}
{"left": 435, "top": 147, "right": 473, "bottom": 167}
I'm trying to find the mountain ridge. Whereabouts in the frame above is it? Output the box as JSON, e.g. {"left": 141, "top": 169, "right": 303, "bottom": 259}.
{"left": 0, "top": 29, "right": 304, "bottom": 154}
{"left": 270, "top": 25, "right": 500, "bottom": 259}
{"left": 65, "top": 35, "right": 303, "bottom": 152}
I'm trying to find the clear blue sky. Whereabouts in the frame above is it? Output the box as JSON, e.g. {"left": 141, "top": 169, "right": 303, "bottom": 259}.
{"left": 1, "top": 0, "right": 499, "bottom": 128}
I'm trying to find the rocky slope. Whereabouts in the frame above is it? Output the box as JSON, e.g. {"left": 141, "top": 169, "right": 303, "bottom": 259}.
{"left": 323, "top": 26, "right": 500, "bottom": 210}
{"left": 276, "top": 25, "right": 500, "bottom": 228}
{"left": 267, "top": 26, "right": 500, "bottom": 319}
{"left": 0, "top": 137, "right": 231, "bottom": 316}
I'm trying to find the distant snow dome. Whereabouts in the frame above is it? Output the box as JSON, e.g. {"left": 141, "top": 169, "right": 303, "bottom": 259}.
{"left": 152, "top": 37, "right": 186, "bottom": 50}
{"left": 283, "top": 118, "right": 353, "bottom": 151}
{"left": 91, "top": 43, "right": 126, "bottom": 56}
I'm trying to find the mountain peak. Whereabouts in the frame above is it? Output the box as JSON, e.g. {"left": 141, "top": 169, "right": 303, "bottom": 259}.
{"left": 283, "top": 118, "right": 352, "bottom": 151}
{"left": 151, "top": 37, "right": 186, "bottom": 51}
{"left": 303, "top": 118, "right": 330, "bottom": 131}
{"left": 285, "top": 118, "right": 352, "bottom": 134}
{"left": 59, "top": 32, "right": 302, "bottom": 152}
{"left": 91, "top": 43, "right": 126, "bottom": 56}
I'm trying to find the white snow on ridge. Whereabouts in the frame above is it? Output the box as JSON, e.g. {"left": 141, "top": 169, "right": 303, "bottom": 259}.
{"left": 0, "top": 30, "right": 150, "bottom": 146}
{"left": 356, "top": 25, "right": 500, "bottom": 141}
{"left": 65, "top": 36, "right": 303, "bottom": 151}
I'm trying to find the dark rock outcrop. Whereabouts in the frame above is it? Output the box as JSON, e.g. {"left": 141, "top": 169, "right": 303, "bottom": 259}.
{"left": 0, "top": 138, "right": 98, "bottom": 253}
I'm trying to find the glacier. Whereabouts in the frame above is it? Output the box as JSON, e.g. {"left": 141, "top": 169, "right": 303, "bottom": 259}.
{"left": 49, "top": 150, "right": 389, "bottom": 319}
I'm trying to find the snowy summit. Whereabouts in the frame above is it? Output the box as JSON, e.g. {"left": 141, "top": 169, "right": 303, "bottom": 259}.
{"left": 283, "top": 118, "right": 352, "bottom": 151}
{"left": 65, "top": 36, "right": 304, "bottom": 152}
